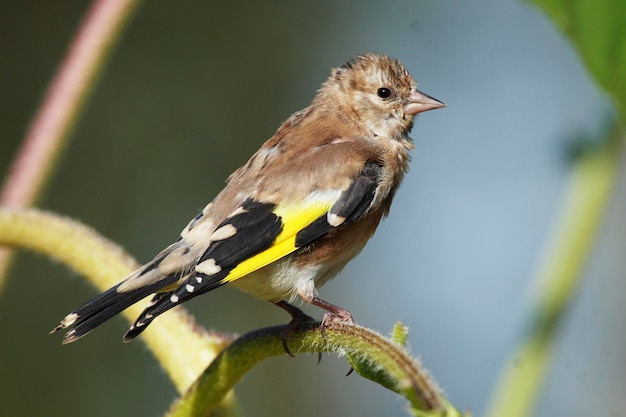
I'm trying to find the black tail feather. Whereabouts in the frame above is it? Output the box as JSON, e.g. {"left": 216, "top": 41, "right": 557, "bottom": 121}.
{"left": 123, "top": 272, "right": 226, "bottom": 341}
{"left": 122, "top": 292, "right": 171, "bottom": 342}
{"left": 53, "top": 274, "right": 179, "bottom": 344}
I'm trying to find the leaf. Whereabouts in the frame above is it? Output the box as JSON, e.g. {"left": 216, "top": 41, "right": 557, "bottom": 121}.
{"left": 530, "top": 0, "right": 626, "bottom": 117}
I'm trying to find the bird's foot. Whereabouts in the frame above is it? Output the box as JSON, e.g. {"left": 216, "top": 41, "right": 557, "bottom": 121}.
{"left": 274, "top": 300, "right": 317, "bottom": 357}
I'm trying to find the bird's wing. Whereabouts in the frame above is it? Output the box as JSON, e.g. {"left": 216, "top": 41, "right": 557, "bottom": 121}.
{"left": 54, "top": 138, "right": 383, "bottom": 343}
{"left": 122, "top": 159, "right": 382, "bottom": 340}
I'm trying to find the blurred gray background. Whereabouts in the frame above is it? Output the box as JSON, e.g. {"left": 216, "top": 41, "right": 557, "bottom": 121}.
{"left": 1, "top": 1, "right": 624, "bottom": 416}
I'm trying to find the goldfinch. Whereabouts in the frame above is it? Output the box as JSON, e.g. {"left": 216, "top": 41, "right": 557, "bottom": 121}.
{"left": 52, "top": 53, "right": 445, "bottom": 344}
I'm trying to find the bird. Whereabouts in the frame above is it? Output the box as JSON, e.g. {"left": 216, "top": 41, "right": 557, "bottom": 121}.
{"left": 52, "top": 53, "right": 445, "bottom": 345}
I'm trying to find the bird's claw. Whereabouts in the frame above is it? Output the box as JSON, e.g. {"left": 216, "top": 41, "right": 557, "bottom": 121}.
{"left": 319, "top": 311, "right": 355, "bottom": 338}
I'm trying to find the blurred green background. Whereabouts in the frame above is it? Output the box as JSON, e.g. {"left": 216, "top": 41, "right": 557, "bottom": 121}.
{"left": 1, "top": 0, "right": 624, "bottom": 416}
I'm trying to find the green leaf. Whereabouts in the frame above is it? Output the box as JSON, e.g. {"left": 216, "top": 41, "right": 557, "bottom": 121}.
{"left": 530, "top": 0, "right": 626, "bottom": 117}
{"left": 391, "top": 321, "right": 410, "bottom": 347}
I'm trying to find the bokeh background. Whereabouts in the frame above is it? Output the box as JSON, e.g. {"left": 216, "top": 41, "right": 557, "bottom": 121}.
{"left": 1, "top": 1, "right": 624, "bottom": 416}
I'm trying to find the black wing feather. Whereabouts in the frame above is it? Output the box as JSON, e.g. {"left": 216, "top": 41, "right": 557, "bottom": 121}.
{"left": 295, "top": 161, "right": 380, "bottom": 247}
{"left": 57, "top": 161, "right": 381, "bottom": 343}
{"left": 124, "top": 199, "right": 284, "bottom": 341}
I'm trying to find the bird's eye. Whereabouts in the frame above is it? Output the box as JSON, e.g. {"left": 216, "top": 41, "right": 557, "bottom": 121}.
{"left": 377, "top": 87, "right": 392, "bottom": 99}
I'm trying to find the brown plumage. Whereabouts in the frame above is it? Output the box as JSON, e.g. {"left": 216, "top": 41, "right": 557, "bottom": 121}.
{"left": 52, "top": 53, "right": 445, "bottom": 344}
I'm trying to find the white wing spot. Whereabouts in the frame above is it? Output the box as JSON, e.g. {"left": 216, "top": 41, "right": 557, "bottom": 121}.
{"left": 60, "top": 313, "right": 79, "bottom": 328}
{"left": 196, "top": 276, "right": 203, "bottom": 283}
{"left": 146, "top": 297, "right": 159, "bottom": 307}
{"left": 170, "top": 294, "right": 179, "bottom": 303}
{"left": 197, "top": 258, "right": 222, "bottom": 275}
{"left": 185, "top": 284, "right": 195, "bottom": 293}
{"left": 327, "top": 212, "right": 346, "bottom": 227}
{"left": 227, "top": 205, "right": 247, "bottom": 218}
{"left": 210, "top": 224, "right": 237, "bottom": 241}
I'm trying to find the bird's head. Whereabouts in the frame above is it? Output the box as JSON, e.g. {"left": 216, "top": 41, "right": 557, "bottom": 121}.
{"left": 319, "top": 53, "right": 445, "bottom": 139}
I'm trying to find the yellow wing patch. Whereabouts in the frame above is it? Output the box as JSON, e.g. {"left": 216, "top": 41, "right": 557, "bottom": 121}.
{"left": 221, "top": 192, "right": 339, "bottom": 283}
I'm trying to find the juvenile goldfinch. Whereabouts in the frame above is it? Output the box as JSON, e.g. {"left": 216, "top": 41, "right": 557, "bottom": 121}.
{"left": 52, "top": 53, "right": 445, "bottom": 344}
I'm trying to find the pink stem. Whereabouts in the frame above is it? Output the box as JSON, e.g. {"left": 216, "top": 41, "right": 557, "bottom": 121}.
{"left": 1, "top": 0, "right": 140, "bottom": 207}
{"left": 0, "top": 0, "right": 141, "bottom": 290}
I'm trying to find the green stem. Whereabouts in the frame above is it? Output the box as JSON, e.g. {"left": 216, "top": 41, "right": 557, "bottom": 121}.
{"left": 0, "top": 208, "right": 233, "bottom": 394}
{"left": 484, "top": 126, "right": 622, "bottom": 417}
{"left": 0, "top": 208, "right": 463, "bottom": 417}
{"left": 167, "top": 321, "right": 466, "bottom": 417}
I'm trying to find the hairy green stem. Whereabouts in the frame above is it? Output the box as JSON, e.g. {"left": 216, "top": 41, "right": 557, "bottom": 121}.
{"left": 0, "top": 208, "right": 464, "bottom": 417}
{"left": 167, "top": 321, "right": 466, "bottom": 417}
{"left": 0, "top": 208, "right": 233, "bottom": 393}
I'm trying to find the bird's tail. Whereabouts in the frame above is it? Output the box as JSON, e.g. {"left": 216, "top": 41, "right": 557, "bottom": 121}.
{"left": 51, "top": 242, "right": 194, "bottom": 344}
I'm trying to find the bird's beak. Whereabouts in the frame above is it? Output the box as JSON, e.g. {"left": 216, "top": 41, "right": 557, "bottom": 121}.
{"left": 405, "top": 89, "right": 446, "bottom": 115}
